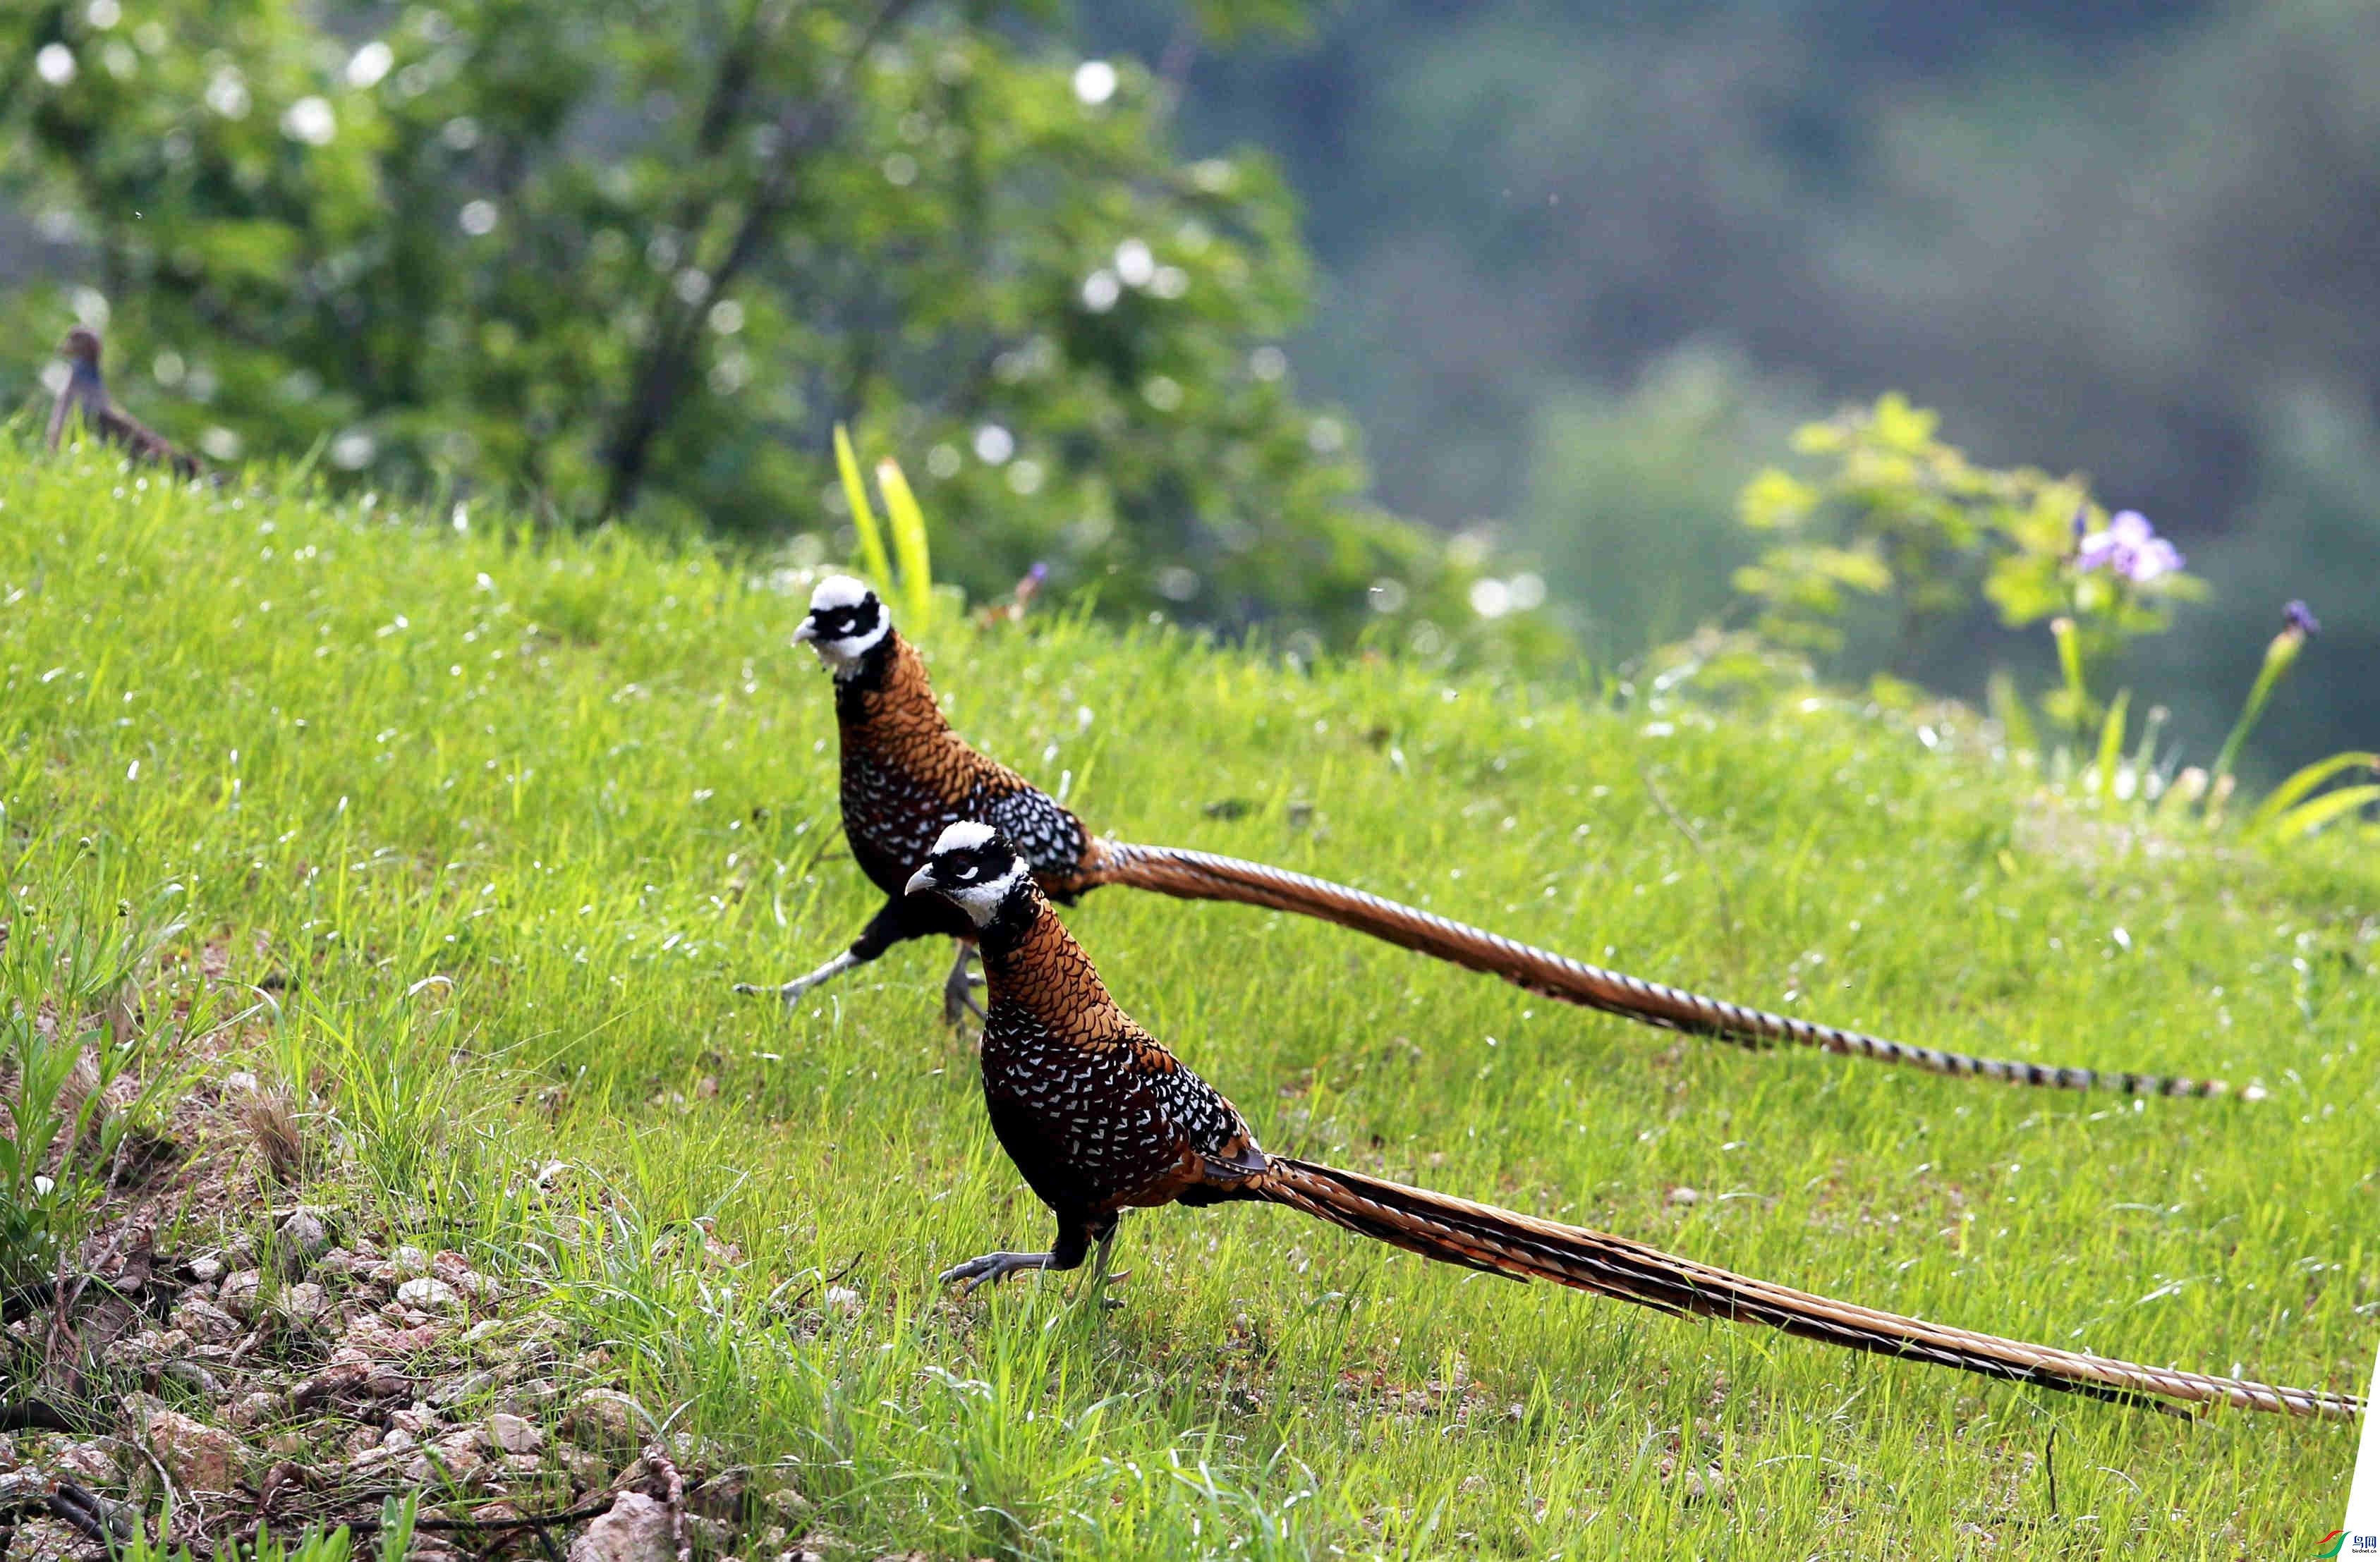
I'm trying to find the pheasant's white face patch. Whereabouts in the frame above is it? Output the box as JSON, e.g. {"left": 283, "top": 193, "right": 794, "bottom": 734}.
{"left": 941, "top": 860, "right": 1027, "bottom": 926}
{"left": 933, "top": 821, "right": 1000, "bottom": 855}
{"left": 809, "top": 574, "right": 871, "bottom": 614}
{"left": 801, "top": 575, "right": 889, "bottom": 670}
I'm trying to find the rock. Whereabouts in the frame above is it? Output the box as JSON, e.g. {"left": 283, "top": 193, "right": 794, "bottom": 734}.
{"left": 396, "top": 1277, "right": 462, "bottom": 1313}
{"left": 431, "top": 1370, "right": 496, "bottom": 1409}
{"left": 370, "top": 1246, "right": 432, "bottom": 1283}
{"left": 380, "top": 1428, "right": 420, "bottom": 1453}
{"left": 776, "top": 1538, "right": 834, "bottom": 1562}
{"left": 822, "top": 1286, "right": 861, "bottom": 1315}
{"left": 566, "top": 1491, "right": 678, "bottom": 1562}
{"left": 687, "top": 1468, "right": 748, "bottom": 1524}
{"left": 279, "top": 1283, "right": 330, "bottom": 1326}
{"left": 0, "top": 1432, "right": 15, "bottom": 1472}
{"left": 226, "top": 1392, "right": 281, "bottom": 1430}
{"left": 405, "top": 1439, "right": 486, "bottom": 1484}
{"left": 142, "top": 1410, "right": 255, "bottom": 1494}
{"left": 1677, "top": 1465, "right": 1728, "bottom": 1503}
{"left": 187, "top": 1254, "right": 225, "bottom": 1283}
{"left": 267, "top": 1432, "right": 310, "bottom": 1458}
{"left": 1668, "top": 1186, "right": 1701, "bottom": 1206}
{"left": 315, "top": 1247, "right": 358, "bottom": 1279}
{"left": 558, "top": 1446, "right": 612, "bottom": 1491}
{"left": 432, "top": 1250, "right": 502, "bottom": 1300}
{"left": 501, "top": 1452, "right": 544, "bottom": 1477}
{"left": 561, "top": 1389, "right": 650, "bottom": 1454}
{"left": 489, "top": 1413, "right": 543, "bottom": 1455}
{"left": 389, "top": 1408, "right": 441, "bottom": 1436}
{"left": 219, "top": 1269, "right": 264, "bottom": 1319}
{"left": 501, "top": 1378, "right": 563, "bottom": 1415}
{"left": 279, "top": 1208, "right": 333, "bottom": 1262}
{"left": 171, "top": 1297, "right": 243, "bottom": 1343}
{"left": 54, "top": 1439, "right": 124, "bottom": 1484}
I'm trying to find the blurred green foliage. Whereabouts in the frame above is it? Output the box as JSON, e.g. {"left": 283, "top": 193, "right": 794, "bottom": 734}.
{"left": 0, "top": 0, "right": 1545, "bottom": 659}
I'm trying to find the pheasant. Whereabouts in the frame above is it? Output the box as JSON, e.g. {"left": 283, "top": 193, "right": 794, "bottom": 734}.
{"left": 47, "top": 326, "right": 204, "bottom": 481}
{"left": 903, "top": 821, "right": 2358, "bottom": 1420}
{"left": 734, "top": 575, "right": 2236, "bottom": 1098}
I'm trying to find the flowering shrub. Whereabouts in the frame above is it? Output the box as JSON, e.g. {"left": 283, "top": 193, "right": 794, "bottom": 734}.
{"left": 1728, "top": 395, "right": 2367, "bottom": 838}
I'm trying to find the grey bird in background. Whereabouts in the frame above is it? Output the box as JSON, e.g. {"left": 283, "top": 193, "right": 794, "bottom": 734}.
{"left": 47, "top": 325, "right": 205, "bottom": 481}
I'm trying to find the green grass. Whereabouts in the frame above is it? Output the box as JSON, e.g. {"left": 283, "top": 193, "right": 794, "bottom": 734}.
{"left": 4, "top": 434, "right": 2375, "bottom": 1558}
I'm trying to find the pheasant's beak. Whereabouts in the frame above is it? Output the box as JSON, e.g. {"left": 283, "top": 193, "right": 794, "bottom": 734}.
{"left": 792, "top": 617, "right": 819, "bottom": 644}
{"left": 904, "top": 864, "right": 938, "bottom": 898}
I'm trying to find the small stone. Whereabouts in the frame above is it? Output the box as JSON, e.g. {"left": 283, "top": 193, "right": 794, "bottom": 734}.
{"left": 1680, "top": 1465, "right": 1728, "bottom": 1502}
{"left": 222, "top": 1070, "right": 260, "bottom": 1097}
{"left": 558, "top": 1446, "right": 612, "bottom": 1491}
{"left": 561, "top": 1389, "right": 650, "bottom": 1454}
{"left": 380, "top": 1428, "right": 419, "bottom": 1453}
{"left": 566, "top": 1491, "right": 675, "bottom": 1562}
{"left": 279, "top": 1208, "right": 333, "bottom": 1258}
{"left": 489, "top": 1413, "right": 543, "bottom": 1455}
{"left": 437, "top": 1428, "right": 491, "bottom": 1458}
{"left": 281, "top": 1283, "right": 330, "bottom": 1325}
{"left": 1668, "top": 1186, "right": 1701, "bottom": 1206}
{"left": 396, "top": 1277, "right": 462, "bottom": 1312}
{"left": 315, "top": 1247, "right": 358, "bottom": 1278}
{"left": 54, "top": 1439, "right": 124, "bottom": 1484}
{"left": 188, "top": 1254, "right": 225, "bottom": 1283}
{"left": 822, "top": 1286, "right": 861, "bottom": 1314}
{"left": 171, "top": 1298, "right": 244, "bottom": 1343}
{"left": 501, "top": 1452, "right": 543, "bottom": 1477}
{"left": 143, "top": 1410, "right": 255, "bottom": 1494}
{"left": 219, "top": 1269, "right": 264, "bottom": 1319}
{"left": 432, "top": 1250, "right": 502, "bottom": 1300}
{"left": 268, "top": 1432, "right": 310, "bottom": 1458}
{"left": 430, "top": 1371, "right": 496, "bottom": 1408}
{"left": 0, "top": 1432, "right": 16, "bottom": 1472}
{"left": 226, "top": 1392, "right": 281, "bottom": 1430}
{"left": 406, "top": 1440, "right": 485, "bottom": 1484}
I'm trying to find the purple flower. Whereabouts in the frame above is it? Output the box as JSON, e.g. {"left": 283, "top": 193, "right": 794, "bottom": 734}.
{"left": 2283, "top": 599, "right": 2319, "bottom": 636}
{"left": 2075, "top": 509, "right": 2184, "bottom": 583}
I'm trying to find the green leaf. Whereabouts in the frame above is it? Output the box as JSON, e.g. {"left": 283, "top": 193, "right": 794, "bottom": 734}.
{"left": 833, "top": 425, "right": 894, "bottom": 599}
{"left": 2267, "top": 784, "right": 2380, "bottom": 841}
{"left": 2093, "top": 688, "right": 2130, "bottom": 798}
{"left": 2245, "top": 751, "right": 2379, "bottom": 834}
{"left": 874, "top": 456, "right": 935, "bottom": 633}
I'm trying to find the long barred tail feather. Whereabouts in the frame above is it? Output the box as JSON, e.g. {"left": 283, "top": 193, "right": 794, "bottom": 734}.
{"left": 1067, "top": 840, "right": 2236, "bottom": 1099}
{"left": 1259, "top": 1157, "right": 2358, "bottom": 1419}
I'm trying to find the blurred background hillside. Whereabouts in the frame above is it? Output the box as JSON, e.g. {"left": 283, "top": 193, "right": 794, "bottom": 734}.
{"left": 6, "top": 0, "right": 2374, "bottom": 776}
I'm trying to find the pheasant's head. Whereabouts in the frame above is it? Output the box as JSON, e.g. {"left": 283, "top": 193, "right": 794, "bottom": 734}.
{"left": 793, "top": 574, "right": 891, "bottom": 673}
{"left": 59, "top": 325, "right": 102, "bottom": 367}
{"left": 904, "top": 822, "right": 1033, "bottom": 928}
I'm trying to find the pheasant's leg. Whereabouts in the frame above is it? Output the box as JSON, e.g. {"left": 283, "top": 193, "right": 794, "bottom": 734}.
{"left": 733, "top": 896, "right": 916, "bottom": 1008}
{"left": 940, "top": 1217, "right": 1097, "bottom": 1292}
{"left": 733, "top": 948, "right": 861, "bottom": 1007}
{"left": 941, "top": 938, "right": 985, "bottom": 1026}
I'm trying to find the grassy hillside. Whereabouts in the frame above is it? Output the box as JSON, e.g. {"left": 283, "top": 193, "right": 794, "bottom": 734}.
{"left": 4, "top": 436, "right": 2374, "bottom": 1559}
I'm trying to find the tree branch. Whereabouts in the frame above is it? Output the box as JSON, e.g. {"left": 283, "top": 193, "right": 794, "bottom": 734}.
{"left": 599, "top": 0, "right": 926, "bottom": 520}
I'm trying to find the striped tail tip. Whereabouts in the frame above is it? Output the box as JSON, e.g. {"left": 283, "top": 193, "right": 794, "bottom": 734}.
{"left": 1073, "top": 838, "right": 2238, "bottom": 1099}
{"left": 1263, "top": 1157, "right": 2360, "bottom": 1420}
